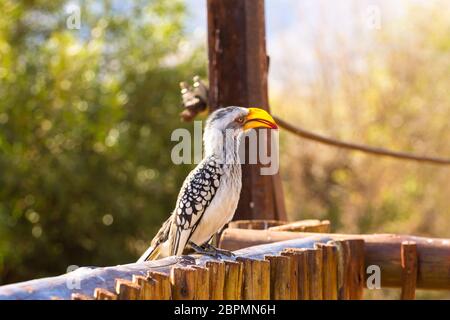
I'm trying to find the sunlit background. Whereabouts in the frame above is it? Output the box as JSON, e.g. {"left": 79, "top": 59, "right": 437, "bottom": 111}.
{"left": 0, "top": 0, "right": 449, "bottom": 298}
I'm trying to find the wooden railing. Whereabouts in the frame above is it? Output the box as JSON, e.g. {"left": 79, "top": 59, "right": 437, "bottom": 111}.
{"left": 0, "top": 219, "right": 449, "bottom": 300}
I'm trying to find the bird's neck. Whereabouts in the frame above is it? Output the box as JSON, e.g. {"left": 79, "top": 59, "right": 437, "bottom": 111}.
{"left": 204, "top": 129, "right": 241, "bottom": 164}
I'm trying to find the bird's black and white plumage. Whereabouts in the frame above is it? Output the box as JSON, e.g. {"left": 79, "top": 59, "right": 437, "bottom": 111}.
{"left": 138, "top": 106, "right": 277, "bottom": 261}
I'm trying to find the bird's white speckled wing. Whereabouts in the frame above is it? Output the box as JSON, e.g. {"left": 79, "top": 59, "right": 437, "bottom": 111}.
{"left": 170, "top": 156, "right": 223, "bottom": 255}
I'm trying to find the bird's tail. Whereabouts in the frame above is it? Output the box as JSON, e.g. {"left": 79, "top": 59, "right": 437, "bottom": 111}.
{"left": 137, "top": 245, "right": 161, "bottom": 262}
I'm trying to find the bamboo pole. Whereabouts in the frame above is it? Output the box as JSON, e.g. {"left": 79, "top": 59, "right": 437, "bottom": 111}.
{"left": 317, "top": 243, "right": 338, "bottom": 300}
{"left": 148, "top": 271, "right": 171, "bottom": 300}
{"left": 282, "top": 248, "right": 309, "bottom": 300}
{"left": 94, "top": 288, "right": 117, "bottom": 300}
{"left": 265, "top": 255, "right": 291, "bottom": 300}
{"left": 115, "top": 279, "right": 140, "bottom": 300}
{"left": 206, "top": 261, "right": 225, "bottom": 300}
{"left": 170, "top": 267, "right": 196, "bottom": 300}
{"left": 192, "top": 266, "right": 210, "bottom": 300}
{"left": 237, "top": 257, "right": 270, "bottom": 300}
{"left": 400, "top": 241, "right": 418, "bottom": 300}
{"left": 223, "top": 260, "right": 243, "bottom": 300}
{"left": 307, "top": 247, "right": 323, "bottom": 300}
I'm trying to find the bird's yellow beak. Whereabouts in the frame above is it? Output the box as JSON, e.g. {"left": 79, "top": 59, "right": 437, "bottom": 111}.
{"left": 244, "top": 108, "right": 278, "bottom": 131}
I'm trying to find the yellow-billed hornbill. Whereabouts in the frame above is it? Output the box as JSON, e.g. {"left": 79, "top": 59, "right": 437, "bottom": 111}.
{"left": 138, "top": 106, "right": 278, "bottom": 261}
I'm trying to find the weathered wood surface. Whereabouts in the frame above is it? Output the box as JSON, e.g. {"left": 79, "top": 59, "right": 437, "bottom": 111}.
{"left": 0, "top": 235, "right": 330, "bottom": 300}
{"left": 219, "top": 228, "right": 450, "bottom": 289}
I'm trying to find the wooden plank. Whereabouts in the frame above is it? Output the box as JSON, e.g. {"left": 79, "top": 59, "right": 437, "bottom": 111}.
{"left": 316, "top": 243, "right": 338, "bottom": 300}
{"left": 148, "top": 271, "right": 171, "bottom": 300}
{"left": 400, "top": 241, "right": 418, "bottom": 300}
{"left": 306, "top": 247, "right": 323, "bottom": 300}
{"left": 192, "top": 266, "right": 210, "bottom": 300}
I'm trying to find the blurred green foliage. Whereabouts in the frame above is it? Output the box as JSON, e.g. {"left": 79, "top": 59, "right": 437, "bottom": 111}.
{"left": 0, "top": 0, "right": 205, "bottom": 284}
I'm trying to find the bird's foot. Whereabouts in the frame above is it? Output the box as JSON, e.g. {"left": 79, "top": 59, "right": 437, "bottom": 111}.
{"left": 202, "top": 243, "right": 235, "bottom": 257}
{"left": 189, "top": 242, "right": 221, "bottom": 258}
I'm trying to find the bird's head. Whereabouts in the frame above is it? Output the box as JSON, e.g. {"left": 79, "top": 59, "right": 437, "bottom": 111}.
{"left": 204, "top": 106, "right": 278, "bottom": 158}
{"left": 205, "top": 106, "right": 278, "bottom": 135}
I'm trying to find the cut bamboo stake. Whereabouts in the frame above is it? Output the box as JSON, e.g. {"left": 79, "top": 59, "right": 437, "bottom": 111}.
{"left": 206, "top": 261, "right": 225, "bottom": 300}
{"left": 71, "top": 293, "right": 94, "bottom": 300}
{"left": 281, "top": 250, "right": 299, "bottom": 300}
{"left": 192, "top": 266, "right": 210, "bottom": 300}
{"left": 148, "top": 271, "right": 171, "bottom": 300}
{"left": 223, "top": 260, "right": 243, "bottom": 300}
{"left": 400, "top": 241, "right": 418, "bottom": 300}
{"left": 282, "top": 248, "right": 309, "bottom": 300}
{"left": 170, "top": 267, "right": 196, "bottom": 300}
{"left": 307, "top": 247, "right": 323, "bottom": 300}
{"left": 265, "top": 255, "right": 291, "bottom": 299}
{"left": 237, "top": 257, "right": 270, "bottom": 300}
{"left": 317, "top": 243, "right": 338, "bottom": 300}
{"left": 94, "top": 288, "right": 117, "bottom": 300}
{"left": 115, "top": 279, "right": 140, "bottom": 300}
{"left": 347, "top": 239, "right": 365, "bottom": 300}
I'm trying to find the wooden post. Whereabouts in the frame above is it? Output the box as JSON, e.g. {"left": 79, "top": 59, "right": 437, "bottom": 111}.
{"left": 347, "top": 239, "right": 365, "bottom": 300}
{"left": 207, "top": 0, "right": 286, "bottom": 221}
{"left": 237, "top": 257, "right": 270, "bottom": 299}
{"left": 94, "top": 288, "right": 117, "bottom": 300}
{"left": 148, "top": 271, "right": 171, "bottom": 300}
{"left": 400, "top": 241, "right": 418, "bottom": 300}
{"left": 170, "top": 267, "right": 196, "bottom": 300}
{"left": 265, "top": 255, "right": 292, "bottom": 300}
{"left": 306, "top": 247, "right": 323, "bottom": 299}
{"left": 282, "top": 248, "right": 309, "bottom": 300}
{"left": 192, "top": 266, "right": 210, "bottom": 300}
{"left": 223, "top": 260, "right": 243, "bottom": 300}
{"left": 280, "top": 250, "right": 299, "bottom": 300}
{"left": 115, "top": 279, "right": 140, "bottom": 300}
{"left": 317, "top": 243, "right": 338, "bottom": 300}
{"left": 207, "top": 261, "right": 225, "bottom": 300}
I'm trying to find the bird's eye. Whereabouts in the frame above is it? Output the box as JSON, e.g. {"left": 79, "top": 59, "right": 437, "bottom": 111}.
{"left": 235, "top": 117, "right": 245, "bottom": 124}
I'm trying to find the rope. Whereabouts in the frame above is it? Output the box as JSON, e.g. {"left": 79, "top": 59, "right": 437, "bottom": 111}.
{"left": 273, "top": 115, "right": 450, "bottom": 166}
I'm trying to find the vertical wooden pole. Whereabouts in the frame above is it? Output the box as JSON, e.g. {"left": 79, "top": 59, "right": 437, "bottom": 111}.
{"left": 223, "top": 260, "right": 243, "bottom": 300}
{"left": 170, "top": 267, "right": 196, "bottom": 300}
{"left": 265, "top": 255, "right": 292, "bottom": 299}
{"left": 207, "top": 0, "right": 286, "bottom": 221}
{"left": 115, "top": 279, "right": 140, "bottom": 300}
{"left": 237, "top": 257, "right": 270, "bottom": 299}
{"left": 94, "top": 288, "right": 117, "bottom": 300}
{"left": 148, "top": 271, "right": 172, "bottom": 300}
{"left": 281, "top": 250, "right": 299, "bottom": 300}
{"left": 192, "top": 266, "right": 210, "bottom": 300}
{"left": 282, "top": 248, "right": 309, "bottom": 300}
{"left": 317, "top": 243, "right": 338, "bottom": 300}
{"left": 400, "top": 241, "right": 418, "bottom": 300}
{"left": 333, "top": 239, "right": 351, "bottom": 300}
{"left": 347, "top": 239, "right": 365, "bottom": 300}
{"left": 207, "top": 261, "right": 225, "bottom": 300}
{"left": 306, "top": 247, "right": 323, "bottom": 300}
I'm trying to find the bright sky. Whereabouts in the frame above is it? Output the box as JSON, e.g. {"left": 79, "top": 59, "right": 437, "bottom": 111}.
{"left": 185, "top": 0, "right": 428, "bottom": 90}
